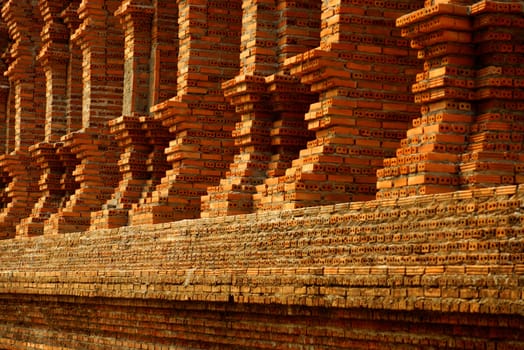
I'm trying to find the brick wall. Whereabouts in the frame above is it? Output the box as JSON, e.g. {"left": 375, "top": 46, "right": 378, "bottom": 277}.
{"left": 0, "top": 0, "right": 519, "bottom": 232}
{"left": 0, "top": 0, "right": 521, "bottom": 348}
{"left": 0, "top": 185, "right": 523, "bottom": 347}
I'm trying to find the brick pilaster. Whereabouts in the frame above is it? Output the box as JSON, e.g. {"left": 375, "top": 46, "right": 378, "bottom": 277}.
{"left": 43, "top": 0, "right": 125, "bottom": 234}
{"left": 0, "top": 0, "right": 46, "bottom": 236}
{"left": 202, "top": 0, "right": 320, "bottom": 217}
{"left": 115, "top": 0, "right": 154, "bottom": 116}
{"left": 130, "top": 0, "right": 242, "bottom": 224}
{"left": 60, "top": 1, "right": 82, "bottom": 134}
{"left": 377, "top": 2, "right": 475, "bottom": 199}
{"left": 149, "top": 0, "right": 178, "bottom": 106}
{"left": 257, "top": 0, "right": 423, "bottom": 211}
{"left": 44, "top": 127, "right": 121, "bottom": 234}
{"left": 461, "top": 1, "right": 524, "bottom": 188}
{"left": 71, "top": 0, "right": 124, "bottom": 128}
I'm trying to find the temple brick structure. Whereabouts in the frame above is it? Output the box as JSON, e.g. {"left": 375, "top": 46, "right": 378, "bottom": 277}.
{"left": 0, "top": 0, "right": 521, "bottom": 348}
{"left": 0, "top": 0, "right": 45, "bottom": 238}
{"left": 377, "top": 0, "right": 524, "bottom": 199}
{"left": 127, "top": 0, "right": 243, "bottom": 225}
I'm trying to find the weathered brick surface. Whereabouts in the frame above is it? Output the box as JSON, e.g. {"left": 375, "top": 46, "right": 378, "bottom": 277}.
{"left": 0, "top": 0, "right": 520, "bottom": 348}
{"left": 0, "top": 186, "right": 523, "bottom": 347}
{"left": 129, "top": 0, "right": 243, "bottom": 225}
{"left": 377, "top": 1, "right": 524, "bottom": 199}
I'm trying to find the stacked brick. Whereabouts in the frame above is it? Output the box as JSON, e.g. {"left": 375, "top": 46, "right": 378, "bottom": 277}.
{"left": 377, "top": 0, "right": 524, "bottom": 200}
{"left": 44, "top": 128, "right": 121, "bottom": 234}
{"left": 201, "top": 1, "right": 279, "bottom": 218}
{"left": 377, "top": 2, "right": 475, "bottom": 199}
{"left": 40, "top": 0, "right": 125, "bottom": 234}
{"left": 0, "top": 152, "right": 41, "bottom": 238}
{"left": 90, "top": 116, "right": 146, "bottom": 229}
{"left": 262, "top": 75, "right": 315, "bottom": 178}
{"left": 0, "top": 17, "right": 9, "bottom": 155}
{"left": 0, "top": 185, "right": 524, "bottom": 348}
{"left": 1, "top": 43, "right": 15, "bottom": 155}
{"left": 60, "top": 0, "right": 82, "bottom": 134}
{"left": 116, "top": 0, "right": 154, "bottom": 116}
{"left": 130, "top": 0, "right": 243, "bottom": 224}
{"left": 37, "top": 0, "right": 71, "bottom": 142}
{"left": 91, "top": 1, "right": 180, "bottom": 229}
{"left": 127, "top": 116, "right": 171, "bottom": 208}
{"left": 462, "top": 1, "right": 524, "bottom": 187}
{"left": 238, "top": 0, "right": 279, "bottom": 76}
{"left": 17, "top": 142, "right": 64, "bottom": 236}
{"left": 255, "top": 0, "right": 423, "bottom": 211}
{"left": 149, "top": 0, "right": 178, "bottom": 105}
{"left": 89, "top": 0, "right": 156, "bottom": 229}
{"left": 202, "top": 75, "right": 272, "bottom": 217}
{"left": 0, "top": 0, "right": 47, "bottom": 236}
{"left": 1, "top": 0, "right": 46, "bottom": 150}
{"left": 71, "top": 0, "right": 124, "bottom": 128}
{"left": 55, "top": 142, "right": 80, "bottom": 201}
{"left": 16, "top": 1, "right": 76, "bottom": 237}
{"left": 0, "top": 0, "right": 521, "bottom": 235}
{"left": 201, "top": 0, "right": 320, "bottom": 217}
{"left": 90, "top": 115, "right": 170, "bottom": 229}
{"left": 275, "top": 0, "right": 321, "bottom": 65}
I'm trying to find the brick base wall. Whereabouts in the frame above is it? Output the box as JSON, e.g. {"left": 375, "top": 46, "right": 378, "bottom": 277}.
{"left": 0, "top": 296, "right": 522, "bottom": 349}
{"left": 0, "top": 186, "right": 522, "bottom": 348}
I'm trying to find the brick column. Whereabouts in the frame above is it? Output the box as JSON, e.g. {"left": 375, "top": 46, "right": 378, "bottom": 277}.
{"left": 61, "top": 1, "right": 82, "bottom": 134}
{"left": 148, "top": 0, "right": 178, "bottom": 106}
{"left": 0, "top": 0, "right": 45, "bottom": 237}
{"left": 202, "top": 0, "right": 320, "bottom": 217}
{"left": 44, "top": 0, "right": 124, "bottom": 234}
{"left": 44, "top": 129, "right": 120, "bottom": 234}
{"left": 130, "top": 0, "right": 242, "bottom": 225}
{"left": 202, "top": 75, "right": 272, "bottom": 217}
{"left": 0, "top": 71, "right": 9, "bottom": 156}
{"left": 72, "top": 0, "right": 124, "bottom": 128}
{"left": 0, "top": 153, "right": 41, "bottom": 238}
{"left": 90, "top": 115, "right": 170, "bottom": 229}
{"left": 257, "top": 0, "right": 423, "bottom": 211}
{"left": 89, "top": 0, "right": 157, "bottom": 229}
{"left": 3, "top": 79, "right": 15, "bottom": 155}
{"left": 116, "top": 0, "right": 154, "bottom": 116}
{"left": 376, "top": 2, "right": 475, "bottom": 199}
{"left": 2, "top": 0, "right": 46, "bottom": 151}
{"left": 201, "top": 0, "right": 279, "bottom": 217}
{"left": 0, "top": 20, "right": 9, "bottom": 156}
{"left": 37, "top": 0, "right": 70, "bottom": 142}
{"left": 17, "top": 142, "right": 64, "bottom": 236}
{"left": 461, "top": 2, "right": 524, "bottom": 188}
{"left": 16, "top": 1, "right": 85, "bottom": 237}
{"left": 90, "top": 116, "right": 150, "bottom": 229}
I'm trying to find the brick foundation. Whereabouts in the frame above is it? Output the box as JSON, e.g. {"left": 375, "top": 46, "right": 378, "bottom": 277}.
{"left": 0, "top": 185, "right": 523, "bottom": 347}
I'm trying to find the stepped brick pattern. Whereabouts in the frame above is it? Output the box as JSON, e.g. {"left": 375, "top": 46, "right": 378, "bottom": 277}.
{"left": 377, "top": 0, "right": 524, "bottom": 198}
{"left": 0, "top": 0, "right": 521, "bottom": 348}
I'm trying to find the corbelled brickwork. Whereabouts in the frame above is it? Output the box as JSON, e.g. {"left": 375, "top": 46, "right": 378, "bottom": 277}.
{"left": 0, "top": 0, "right": 521, "bottom": 348}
